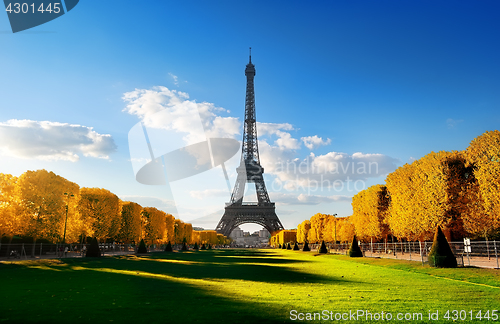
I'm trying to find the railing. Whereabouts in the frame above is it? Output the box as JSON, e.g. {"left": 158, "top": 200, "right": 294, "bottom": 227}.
{"left": 0, "top": 243, "right": 165, "bottom": 260}
{"left": 278, "top": 241, "right": 500, "bottom": 269}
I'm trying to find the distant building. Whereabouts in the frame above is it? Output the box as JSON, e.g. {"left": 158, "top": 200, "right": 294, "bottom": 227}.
{"left": 229, "top": 226, "right": 271, "bottom": 247}
{"left": 193, "top": 227, "right": 205, "bottom": 231}
{"left": 230, "top": 226, "right": 244, "bottom": 239}
{"left": 259, "top": 229, "right": 270, "bottom": 238}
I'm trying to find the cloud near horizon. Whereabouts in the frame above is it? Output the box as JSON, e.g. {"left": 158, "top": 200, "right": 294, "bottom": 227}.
{"left": 123, "top": 86, "right": 399, "bottom": 198}
{"left": 0, "top": 119, "right": 117, "bottom": 162}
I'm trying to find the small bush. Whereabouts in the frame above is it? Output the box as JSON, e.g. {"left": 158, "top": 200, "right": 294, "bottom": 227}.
{"left": 293, "top": 242, "right": 299, "bottom": 250}
{"left": 348, "top": 235, "right": 363, "bottom": 257}
{"left": 286, "top": 243, "right": 291, "bottom": 250}
{"left": 164, "top": 241, "right": 173, "bottom": 252}
{"left": 137, "top": 239, "right": 148, "bottom": 254}
{"left": 428, "top": 226, "right": 457, "bottom": 268}
{"left": 85, "top": 237, "right": 101, "bottom": 257}
{"left": 193, "top": 242, "right": 199, "bottom": 250}
{"left": 181, "top": 242, "right": 188, "bottom": 251}
{"left": 281, "top": 243, "right": 286, "bottom": 249}
{"left": 207, "top": 244, "right": 212, "bottom": 250}
{"left": 302, "top": 242, "right": 310, "bottom": 252}
{"left": 278, "top": 244, "right": 281, "bottom": 249}
{"left": 201, "top": 243, "right": 206, "bottom": 250}
{"left": 319, "top": 241, "right": 328, "bottom": 254}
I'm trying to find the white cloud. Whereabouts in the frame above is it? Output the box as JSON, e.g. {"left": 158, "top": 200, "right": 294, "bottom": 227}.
{"left": 272, "top": 192, "right": 351, "bottom": 205}
{"left": 257, "top": 122, "right": 294, "bottom": 136}
{"left": 190, "top": 188, "right": 228, "bottom": 199}
{"left": 446, "top": 118, "right": 463, "bottom": 129}
{"left": 168, "top": 73, "right": 179, "bottom": 86}
{"left": 0, "top": 119, "right": 116, "bottom": 162}
{"left": 119, "top": 195, "right": 176, "bottom": 213}
{"left": 123, "top": 86, "right": 240, "bottom": 145}
{"left": 269, "top": 151, "right": 398, "bottom": 190}
{"left": 301, "top": 135, "right": 331, "bottom": 150}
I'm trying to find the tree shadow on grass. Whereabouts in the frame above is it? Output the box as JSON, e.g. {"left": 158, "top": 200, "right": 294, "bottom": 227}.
{"left": 0, "top": 250, "right": 362, "bottom": 324}
{"left": 81, "top": 250, "right": 353, "bottom": 285}
{"left": 1, "top": 260, "right": 287, "bottom": 323}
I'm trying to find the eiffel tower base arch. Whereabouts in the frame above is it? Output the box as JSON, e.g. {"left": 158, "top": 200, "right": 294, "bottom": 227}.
{"left": 216, "top": 204, "right": 284, "bottom": 237}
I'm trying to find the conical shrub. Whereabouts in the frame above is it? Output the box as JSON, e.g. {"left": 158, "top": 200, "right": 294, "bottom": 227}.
{"left": 207, "top": 244, "right": 212, "bottom": 250}
{"left": 286, "top": 243, "right": 291, "bottom": 250}
{"left": 302, "top": 242, "right": 310, "bottom": 252}
{"left": 85, "top": 237, "right": 101, "bottom": 257}
{"left": 193, "top": 242, "right": 199, "bottom": 250}
{"left": 181, "top": 242, "right": 188, "bottom": 251}
{"left": 428, "top": 226, "right": 457, "bottom": 268}
{"left": 278, "top": 244, "right": 281, "bottom": 249}
{"left": 137, "top": 239, "right": 148, "bottom": 254}
{"left": 281, "top": 243, "right": 286, "bottom": 249}
{"left": 319, "top": 240, "right": 328, "bottom": 254}
{"left": 293, "top": 242, "right": 299, "bottom": 250}
{"left": 200, "top": 243, "right": 206, "bottom": 250}
{"left": 164, "top": 241, "right": 173, "bottom": 252}
{"left": 348, "top": 235, "right": 363, "bottom": 257}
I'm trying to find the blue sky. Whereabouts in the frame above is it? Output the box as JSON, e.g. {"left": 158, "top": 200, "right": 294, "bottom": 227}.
{"left": 1, "top": 1, "right": 499, "bottom": 232}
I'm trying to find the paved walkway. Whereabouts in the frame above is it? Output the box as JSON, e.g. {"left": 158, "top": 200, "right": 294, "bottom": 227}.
{"left": 329, "top": 249, "right": 500, "bottom": 269}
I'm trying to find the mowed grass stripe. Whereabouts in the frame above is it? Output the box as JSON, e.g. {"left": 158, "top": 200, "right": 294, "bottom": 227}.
{"left": 0, "top": 249, "right": 498, "bottom": 324}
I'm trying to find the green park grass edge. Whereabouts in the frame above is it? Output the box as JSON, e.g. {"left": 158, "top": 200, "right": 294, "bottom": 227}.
{"left": 0, "top": 249, "right": 498, "bottom": 323}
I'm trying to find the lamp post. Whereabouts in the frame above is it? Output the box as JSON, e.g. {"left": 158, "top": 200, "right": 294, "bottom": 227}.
{"left": 332, "top": 213, "right": 338, "bottom": 244}
{"left": 62, "top": 192, "right": 74, "bottom": 244}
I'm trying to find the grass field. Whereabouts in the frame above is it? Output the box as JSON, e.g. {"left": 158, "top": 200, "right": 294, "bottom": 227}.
{"left": 1, "top": 249, "right": 499, "bottom": 323}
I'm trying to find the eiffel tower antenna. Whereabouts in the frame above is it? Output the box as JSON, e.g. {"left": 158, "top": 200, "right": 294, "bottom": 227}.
{"left": 216, "top": 51, "right": 284, "bottom": 237}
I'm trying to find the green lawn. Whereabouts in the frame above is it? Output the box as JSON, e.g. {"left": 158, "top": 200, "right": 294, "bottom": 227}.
{"left": 1, "top": 249, "right": 499, "bottom": 323}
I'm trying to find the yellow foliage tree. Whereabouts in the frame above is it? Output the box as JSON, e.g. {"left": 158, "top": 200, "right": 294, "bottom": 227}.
{"left": 336, "top": 217, "right": 355, "bottom": 243}
{"left": 0, "top": 173, "right": 19, "bottom": 240}
{"left": 77, "top": 187, "right": 121, "bottom": 242}
{"left": 465, "top": 130, "right": 500, "bottom": 236}
{"left": 296, "top": 219, "right": 311, "bottom": 243}
{"left": 351, "top": 184, "right": 390, "bottom": 241}
{"left": 15, "top": 170, "right": 80, "bottom": 248}
{"left": 117, "top": 201, "right": 142, "bottom": 243}
{"left": 141, "top": 207, "right": 167, "bottom": 244}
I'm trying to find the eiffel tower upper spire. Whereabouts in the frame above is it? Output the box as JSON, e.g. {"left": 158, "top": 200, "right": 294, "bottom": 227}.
{"left": 242, "top": 47, "right": 259, "bottom": 165}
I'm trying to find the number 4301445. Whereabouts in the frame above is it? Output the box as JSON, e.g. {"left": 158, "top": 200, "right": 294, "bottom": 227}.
{"left": 5, "top": 3, "right": 61, "bottom": 14}
{"left": 444, "top": 310, "right": 498, "bottom": 321}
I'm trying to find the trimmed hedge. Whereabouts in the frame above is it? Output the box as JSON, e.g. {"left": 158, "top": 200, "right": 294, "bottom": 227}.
{"left": 302, "top": 242, "right": 310, "bottom": 252}
{"left": 164, "top": 241, "right": 173, "bottom": 252}
{"left": 348, "top": 235, "right": 363, "bottom": 257}
{"left": 137, "top": 239, "right": 148, "bottom": 254}
{"left": 428, "top": 226, "right": 457, "bottom": 268}
{"left": 85, "top": 237, "right": 101, "bottom": 257}
{"left": 319, "top": 241, "right": 328, "bottom": 254}
{"left": 293, "top": 242, "right": 299, "bottom": 250}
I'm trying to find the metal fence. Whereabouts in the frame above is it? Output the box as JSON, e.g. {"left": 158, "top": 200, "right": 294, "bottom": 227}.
{"left": 291, "top": 241, "right": 499, "bottom": 269}
{"left": 0, "top": 242, "right": 167, "bottom": 260}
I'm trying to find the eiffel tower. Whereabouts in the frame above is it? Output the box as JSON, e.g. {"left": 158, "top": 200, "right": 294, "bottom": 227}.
{"left": 216, "top": 50, "right": 284, "bottom": 237}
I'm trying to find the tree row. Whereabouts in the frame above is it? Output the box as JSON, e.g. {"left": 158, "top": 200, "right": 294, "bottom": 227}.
{"left": 0, "top": 169, "right": 229, "bottom": 246}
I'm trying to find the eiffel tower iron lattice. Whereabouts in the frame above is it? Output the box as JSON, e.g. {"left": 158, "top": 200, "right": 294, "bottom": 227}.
{"left": 216, "top": 50, "right": 284, "bottom": 237}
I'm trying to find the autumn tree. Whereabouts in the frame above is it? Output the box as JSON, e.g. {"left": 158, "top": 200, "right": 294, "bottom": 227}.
{"left": 15, "top": 170, "right": 80, "bottom": 250}
{"left": 0, "top": 174, "right": 19, "bottom": 240}
{"left": 164, "top": 213, "right": 175, "bottom": 244}
{"left": 464, "top": 130, "right": 500, "bottom": 237}
{"left": 297, "top": 220, "right": 311, "bottom": 243}
{"left": 141, "top": 207, "right": 167, "bottom": 244}
{"left": 117, "top": 201, "right": 142, "bottom": 243}
{"left": 77, "top": 187, "right": 121, "bottom": 242}
{"left": 336, "top": 217, "right": 355, "bottom": 243}
{"left": 351, "top": 184, "right": 390, "bottom": 241}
